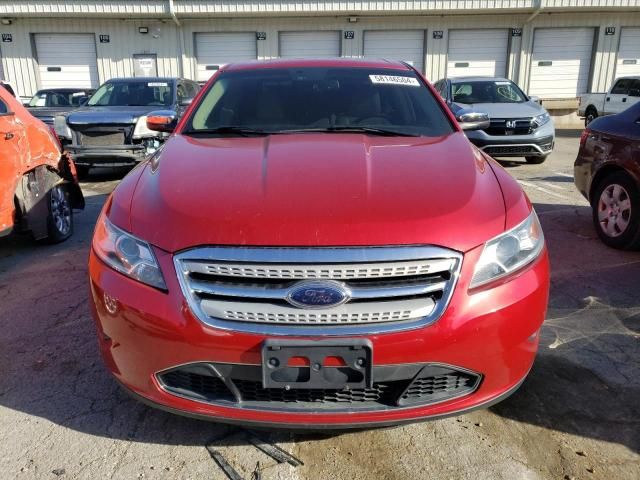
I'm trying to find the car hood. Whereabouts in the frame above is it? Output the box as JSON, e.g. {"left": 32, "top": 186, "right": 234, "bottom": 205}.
{"left": 28, "top": 106, "right": 74, "bottom": 118}
{"left": 453, "top": 101, "right": 543, "bottom": 118}
{"left": 66, "top": 106, "right": 158, "bottom": 126}
{"left": 122, "top": 132, "right": 507, "bottom": 252}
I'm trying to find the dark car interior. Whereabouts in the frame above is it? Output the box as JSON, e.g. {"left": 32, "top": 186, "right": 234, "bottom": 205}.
{"left": 189, "top": 68, "right": 454, "bottom": 137}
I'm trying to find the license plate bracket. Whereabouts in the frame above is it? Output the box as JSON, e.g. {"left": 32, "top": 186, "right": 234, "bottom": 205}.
{"left": 261, "top": 339, "right": 373, "bottom": 390}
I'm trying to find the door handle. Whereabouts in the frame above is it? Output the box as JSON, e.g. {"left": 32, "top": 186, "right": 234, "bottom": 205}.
{"left": 3, "top": 132, "right": 14, "bottom": 140}
{"left": 623, "top": 97, "right": 627, "bottom": 103}
{"left": 606, "top": 97, "right": 610, "bottom": 102}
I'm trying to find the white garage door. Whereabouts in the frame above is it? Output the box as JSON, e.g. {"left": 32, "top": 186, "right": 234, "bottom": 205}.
{"left": 363, "top": 30, "right": 425, "bottom": 72}
{"left": 195, "top": 32, "right": 257, "bottom": 83}
{"left": 529, "top": 28, "right": 595, "bottom": 99}
{"left": 447, "top": 29, "right": 508, "bottom": 77}
{"left": 615, "top": 27, "right": 640, "bottom": 78}
{"left": 35, "top": 34, "right": 98, "bottom": 89}
{"left": 279, "top": 31, "right": 340, "bottom": 58}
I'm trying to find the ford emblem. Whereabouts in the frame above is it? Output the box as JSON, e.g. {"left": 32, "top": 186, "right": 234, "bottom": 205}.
{"left": 286, "top": 281, "right": 350, "bottom": 309}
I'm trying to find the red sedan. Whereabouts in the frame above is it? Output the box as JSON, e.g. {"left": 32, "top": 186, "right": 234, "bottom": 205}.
{"left": 89, "top": 59, "right": 549, "bottom": 428}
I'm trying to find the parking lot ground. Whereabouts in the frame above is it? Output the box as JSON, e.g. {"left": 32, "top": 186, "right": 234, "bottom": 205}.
{"left": 1, "top": 130, "right": 638, "bottom": 480}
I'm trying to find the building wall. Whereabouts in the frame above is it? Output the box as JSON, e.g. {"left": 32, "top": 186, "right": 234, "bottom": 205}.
{"left": 0, "top": 3, "right": 639, "bottom": 99}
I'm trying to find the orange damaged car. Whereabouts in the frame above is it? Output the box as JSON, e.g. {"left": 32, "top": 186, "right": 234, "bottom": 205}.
{"left": 0, "top": 85, "right": 84, "bottom": 243}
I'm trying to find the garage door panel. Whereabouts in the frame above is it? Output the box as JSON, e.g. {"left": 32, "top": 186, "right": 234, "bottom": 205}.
{"left": 363, "top": 30, "right": 425, "bottom": 72}
{"left": 35, "top": 34, "right": 99, "bottom": 89}
{"left": 616, "top": 27, "right": 640, "bottom": 78}
{"left": 447, "top": 29, "right": 508, "bottom": 77}
{"left": 529, "top": 27, "right": 594, "bottom": 99}
{"left": 195, "top": 32, "right": 257, "bottom": 82}
{"left": 280, "top": 31, "right": 340, "bottom": 58}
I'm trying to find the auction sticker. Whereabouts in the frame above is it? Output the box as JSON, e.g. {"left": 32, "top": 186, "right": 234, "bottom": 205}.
{"left": 148, "top": 82, "right": 168, "bottom": 87}
{"left": 369, "top": 75, "right": 420, "bottom": 87}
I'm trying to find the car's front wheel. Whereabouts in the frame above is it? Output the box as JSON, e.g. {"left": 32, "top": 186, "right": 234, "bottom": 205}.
{"left": 40, "top": 184, "right": 74, "bottom": 243}
{"left": 525, "top": 155, "right": 548, "bottom": 164}
{"left": 592, "top": 171, "right": 640, "bottom": 250}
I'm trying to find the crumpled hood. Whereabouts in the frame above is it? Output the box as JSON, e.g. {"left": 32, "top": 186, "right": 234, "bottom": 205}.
{"left": 453, "top": 101, "right": 544, "bottom": 118}
{"left": 123, "top": 132, "right": 507, "bottom": 252}
{"left": 67, "top": 106, "right": 154, "bottom": 126}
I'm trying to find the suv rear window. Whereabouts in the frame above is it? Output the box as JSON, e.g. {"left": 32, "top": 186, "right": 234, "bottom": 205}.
{"left": 185, "top": 67, "right": 453, "bottom": 137}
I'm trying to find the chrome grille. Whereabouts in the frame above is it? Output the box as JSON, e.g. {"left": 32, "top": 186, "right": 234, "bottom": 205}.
{"left": 174, "top": 246, "right": 462, "bottom": 335}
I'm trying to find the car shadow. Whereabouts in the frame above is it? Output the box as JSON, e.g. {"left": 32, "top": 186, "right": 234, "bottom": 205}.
{"left": 556, "top": 128, "right": 583, "bottom": 138}
{"left": 491, "top": 201, "right": 640, "bottom": 453}
{"left": 0, "top": 200, "right": 638, "bottom": 454}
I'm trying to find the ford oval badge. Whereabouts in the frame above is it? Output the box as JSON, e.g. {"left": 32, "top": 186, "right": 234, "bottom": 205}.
{"left": 286, "top": 281, "right": 350, "bottom": 309}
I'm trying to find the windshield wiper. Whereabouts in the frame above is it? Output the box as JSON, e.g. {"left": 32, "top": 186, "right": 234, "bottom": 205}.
{"left": 182, "top": 126, "right": 271, "bottom": 137}
{"left": 279, "top": 126, "right": 420, "bottom": 137}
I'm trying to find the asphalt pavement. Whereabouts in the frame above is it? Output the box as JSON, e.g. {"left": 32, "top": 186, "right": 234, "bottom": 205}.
{"left": 0, "top": 130, "right": 638, "bottom": 480}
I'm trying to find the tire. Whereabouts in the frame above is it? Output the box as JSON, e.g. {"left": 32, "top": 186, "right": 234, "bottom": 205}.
{"left": 525, "top": 155, "right": 548, "bottom": 164}
{"left": 585, "top": 107, "right": 598, "bottom": 127}
{"left": 75, "top": 165, "right": 90, "bottom": 179}
{"left": 41, "top": 184, "right": 74, "bottom": 244}
{"left": 591, "top": 171, "right": 640, "bottom": 250}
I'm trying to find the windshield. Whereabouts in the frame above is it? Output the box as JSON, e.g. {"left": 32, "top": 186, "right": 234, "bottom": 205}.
{"left": 87, "top": 81, "right": 173, "bottom": 107}
{"left": 452, "top": 80, "right": 527, "bottom": 104}
{"left": 29, "top": 90, "right": 91, "bottom": 108}
{"left": 185, "top": 67, "right": 453, "bottom": 137}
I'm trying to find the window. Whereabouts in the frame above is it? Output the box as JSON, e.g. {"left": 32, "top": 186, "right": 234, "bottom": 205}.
{"left": 452, "top": 80, "right": 527, "bottom": 104}
{"left": 611, "top": 79, "right": 633, "bottom": 95}
{"left": 28, "top": 90, "right": 91, "bottom": 108}
{"left": 0, "top": 98, "right": 8, "bottom": 114}
{"left": 186, "top": 67, "right": 454, "bottom": 138}
{"left": 87, "top": 81, "right": 173, "bottom": 107}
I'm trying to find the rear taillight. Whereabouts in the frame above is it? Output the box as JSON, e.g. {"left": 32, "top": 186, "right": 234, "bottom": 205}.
{"left": 579, "top": 128, "right": 590, "bottom": 147}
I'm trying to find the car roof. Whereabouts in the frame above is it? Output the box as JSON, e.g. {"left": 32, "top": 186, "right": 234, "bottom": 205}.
{"left": 36, "top": 88, "right": 94, "bottom": 93}
{"left": 106, "top": 77, "right": 180, "bottom": 83}
{"left": 223, "top": 58, "right": 412, "bottom": 72}
{"left": 449, "top": 76, "right": 512, "bottom": 82}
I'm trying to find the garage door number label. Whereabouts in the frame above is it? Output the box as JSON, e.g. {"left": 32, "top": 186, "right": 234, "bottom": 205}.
{"left": 369, "top": 75, "right": 420, "bottom": 87}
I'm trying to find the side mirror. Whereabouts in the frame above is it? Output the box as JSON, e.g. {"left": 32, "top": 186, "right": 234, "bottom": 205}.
{"left": 77, "top": 96, "right": 89, "bottom": 106}
{"left": 529, "top": 95, "right": 541, "bottom": 104}
{"left": 146, "top": 110, "right": 178, "bottom": 133}
{"left": 457, "top": 111, "right": 490, "bottom": 131}
{"left": 179, "top": 97, "right": 194, "bottom": 107}
{"left": 628, "top": 89, "right": 640, "bottom": 98}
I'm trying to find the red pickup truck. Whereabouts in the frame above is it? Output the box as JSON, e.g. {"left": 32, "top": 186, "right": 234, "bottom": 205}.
{"left": 0, "top": 85, "right": 83, "bottom": 242}
{"left": 89, "top": 59, "right": 549, "bottom": 428}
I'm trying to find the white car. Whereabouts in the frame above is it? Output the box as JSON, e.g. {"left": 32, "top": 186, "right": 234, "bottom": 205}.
{"left": 579, "top": 76, "right": 640, "bottom": 126}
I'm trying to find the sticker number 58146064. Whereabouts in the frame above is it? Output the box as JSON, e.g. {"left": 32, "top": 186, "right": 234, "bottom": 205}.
{"left": 369, "top": 75, "right": 420, "bottom": 87}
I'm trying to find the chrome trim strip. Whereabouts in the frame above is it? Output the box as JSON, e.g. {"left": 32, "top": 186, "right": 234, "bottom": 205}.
{"left": 176, "top": 245, "right": 456, "bottom": 264}
{"left": 173, "top": 246, "right": 462, "bottom": 336}
{"left": 201, "top": 297, "right": 435, "bottom": 324}
{"left": 189, "top": 278, "right": 447, "bottom": 301}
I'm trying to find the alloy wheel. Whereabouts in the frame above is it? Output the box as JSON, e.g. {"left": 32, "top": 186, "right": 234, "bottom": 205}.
{"left": 50, "top": 185, "right": 72, "bottom": 236}
{"left": 598, "top": 183, "right": 632, "bottom": 237}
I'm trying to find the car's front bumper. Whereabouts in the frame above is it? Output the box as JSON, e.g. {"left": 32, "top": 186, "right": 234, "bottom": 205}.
{"left": 466, "top": 121, "right": 556, "bottom": 157}
{"left": 65, "top": 144, "right": 147, "bottom": 166}
{"left": 88, "top": 243, "right": 550, "bottom": 428}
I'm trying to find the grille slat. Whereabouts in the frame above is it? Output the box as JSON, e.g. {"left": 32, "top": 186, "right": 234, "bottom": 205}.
{"left": 175, "top": 247, "right": 461, "bottom": 333}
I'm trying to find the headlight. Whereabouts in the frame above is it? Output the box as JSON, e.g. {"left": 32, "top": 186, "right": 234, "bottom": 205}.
{"left": 470, "top": 210, "right": 544, "bottom": 289}
{"left": 54, "top": 115, "right": 72, "bottom": 139}
{"left": 532, "top": 112, "right": 550, "bottom": 127}
{"left": 93, "top": 214, "right": 166, "bottom": 290}
{"left": 132, "top": 116, "right": 157, "bottom": 139}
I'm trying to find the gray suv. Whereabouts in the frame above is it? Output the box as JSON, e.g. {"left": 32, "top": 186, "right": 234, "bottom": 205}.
{"left": 434, "top": 76, "right": 555, "bottom": 164}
